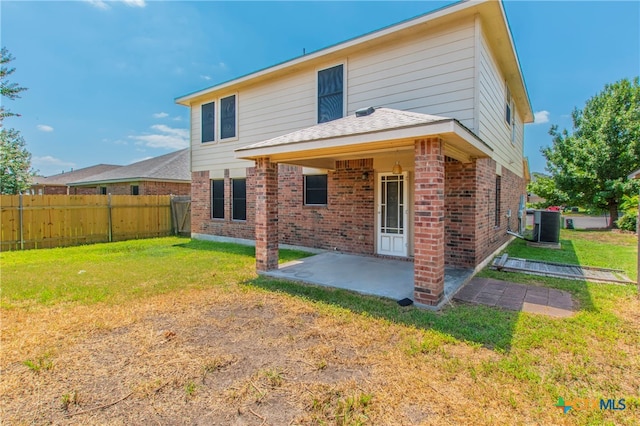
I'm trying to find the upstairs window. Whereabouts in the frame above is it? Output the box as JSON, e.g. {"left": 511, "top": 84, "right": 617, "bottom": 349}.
{"left": 211, "top": 179, "right": 224, "bottom": 219}
{"left": 304, "top": 175, "right": 328, "bottom": 205}
{"left": 202, "top": 102, "right": 215, "bottom": 143}
{"left": 318, "top": 64, "right": 344, "bottom": 123}
{"left": 232, "top": 178, "right": 246, "bottom": 221}
{"left": 220, "top": 95, "right": 237, "bottom": 139}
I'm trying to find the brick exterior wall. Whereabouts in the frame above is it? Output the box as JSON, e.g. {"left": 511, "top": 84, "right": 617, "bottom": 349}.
{"left": 191, "top": 170, "right": 256, "bottom": 240}
{"left": 445, "top": 157, "right": 524, "bottom": 268}
{"left": 444, "top": 158, "right": 477, "bottom": 268}
{"left": 413, "top": 138, "right": 445, "bottom": 306}
{"left": 254, "top": 157, "right": 279, "bottom": 271}
{"left": 192, "top": 159, "right": 375, "bottom": 255}
{"left": 192, "top": 152, "right": 524, "bottom": 288}
{"left": 279, "top": 159, "right": 374, "bottom": 254}
{"left": 475, "top": 159, "right": 523, "bottom": 264}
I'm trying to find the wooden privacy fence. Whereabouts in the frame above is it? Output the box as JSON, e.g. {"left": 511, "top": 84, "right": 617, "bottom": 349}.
{"left": 0, "top": 194, "right": 188, "bottom": 251}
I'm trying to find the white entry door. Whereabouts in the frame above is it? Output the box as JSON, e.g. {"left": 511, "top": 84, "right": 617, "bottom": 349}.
{"left": 377, "top": 173, "right": 408, "bottom": 257}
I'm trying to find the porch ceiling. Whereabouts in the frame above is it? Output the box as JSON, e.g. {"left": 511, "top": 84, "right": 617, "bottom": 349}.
{"left": 235, "top": 108, "right": 492, "bottom": 167}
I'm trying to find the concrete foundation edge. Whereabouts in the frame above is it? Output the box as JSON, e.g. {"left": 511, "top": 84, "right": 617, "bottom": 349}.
{"left": 191, "top": 233, "right": 326, "bottom": 254}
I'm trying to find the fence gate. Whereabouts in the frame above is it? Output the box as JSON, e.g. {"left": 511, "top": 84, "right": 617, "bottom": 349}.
{"left": 170, "top": 196, "right": 191, "bottom": 236}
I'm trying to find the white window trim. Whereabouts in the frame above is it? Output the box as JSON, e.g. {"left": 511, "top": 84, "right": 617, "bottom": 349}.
{"left": 219, "top": 93, "right": 239, "bottom": 142}
{"left": 315, "top": 62, "right": 347, "bottom": 124}
{"left": 303, "top": 174, "right": 328, "bottom": 206}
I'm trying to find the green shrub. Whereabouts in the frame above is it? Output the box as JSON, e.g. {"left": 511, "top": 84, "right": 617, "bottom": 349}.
{"left": 616, "top": 213, "right": 637, "bottom": 232}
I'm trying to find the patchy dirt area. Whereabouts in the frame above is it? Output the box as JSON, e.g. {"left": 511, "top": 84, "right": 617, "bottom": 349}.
{"left": 2, "top": 283, "right": 638, "bottom": 425}
{"left": 2, "top": 288, "right": 447, "bottom": 424}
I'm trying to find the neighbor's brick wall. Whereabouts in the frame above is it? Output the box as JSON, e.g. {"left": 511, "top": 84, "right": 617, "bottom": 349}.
{"left": 72, "top": 187, "right": 100, "bottom": 195}
{"left": 191, "top": 159, "right": 375, "bottom": 254}
{"left": 42, "top": 186, "right": 68, "bottom": 195}
{"left": 71, "top": 181, "right": 190, "bottom": 196}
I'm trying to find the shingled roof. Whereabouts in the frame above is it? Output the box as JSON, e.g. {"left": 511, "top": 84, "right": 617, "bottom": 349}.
{"left": 69, "top": 149, "right": 190, "bottom": 186}
{"left": 236, "top": 108, "right": 452, "bottom": 151}
{"left": 33, "top": 164, "right": 122, "bottom": 186}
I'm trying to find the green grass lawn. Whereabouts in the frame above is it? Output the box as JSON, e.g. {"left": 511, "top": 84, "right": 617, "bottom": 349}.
{"left": 1, "top": 232, "right": 638, "bottom": 425}
{"left": 0, "top": 237, "right": 311, "bottom": 308}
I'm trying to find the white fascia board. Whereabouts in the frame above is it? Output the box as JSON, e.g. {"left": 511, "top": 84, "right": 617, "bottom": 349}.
{"left": 453, "top": 120, "right": 493, "bottom": 155}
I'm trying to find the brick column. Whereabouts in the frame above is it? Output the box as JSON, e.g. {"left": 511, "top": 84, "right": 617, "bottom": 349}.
{"left": 255, "top": 157, "right": 278, "bottom": 271}
{"left": 414, "top": 138, "right": 445, "bottom": 305}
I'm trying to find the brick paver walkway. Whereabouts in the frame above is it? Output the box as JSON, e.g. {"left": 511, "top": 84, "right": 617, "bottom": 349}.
{"left": 454, "top": 278, "right": 575, "bottom": 318}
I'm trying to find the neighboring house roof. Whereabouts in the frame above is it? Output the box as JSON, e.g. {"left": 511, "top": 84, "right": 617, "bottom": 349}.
{"left": 628, "top": 168, "right": 640, "bottom": 179}
{"left": 69, "top": 149, "right": 190, "bottom": 186}
{"left": 32, "top": 164, "right": 121, "bottom": 186}
{"left": 175, "top": 0, "right": 533, "bottom": 123}
{"left": 236, "top": 107, "right": 491, "bottom": 164}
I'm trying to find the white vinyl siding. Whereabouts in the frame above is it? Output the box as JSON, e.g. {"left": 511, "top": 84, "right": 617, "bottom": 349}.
{"left": 477, "top": 30, "right": 524, "bottom": 177}
{"left": 347, "top": 20, "right": 476, "bottom": 129}
{"left": 189, "top": 17, "right": 514, "bottom": 174}
{"left": 191, "top": 72, "right": 316, "bottom": 172}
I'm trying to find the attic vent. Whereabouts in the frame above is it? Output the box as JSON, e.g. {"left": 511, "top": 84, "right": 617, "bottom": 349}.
{"left": 355, "top": 106, "right": 375, "bottom": 117}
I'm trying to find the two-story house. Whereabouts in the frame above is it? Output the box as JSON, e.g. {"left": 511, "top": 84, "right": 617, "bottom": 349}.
{"left": 176, "top": 0, "right": 533, "bottom": 307}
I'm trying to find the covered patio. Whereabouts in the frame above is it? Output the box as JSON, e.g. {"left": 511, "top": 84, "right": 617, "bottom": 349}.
{"left": 236, "top": 107, "right": 494, "bottom": 308}
{"left": 262, "top": 251, "right": 474, "bottom": 306}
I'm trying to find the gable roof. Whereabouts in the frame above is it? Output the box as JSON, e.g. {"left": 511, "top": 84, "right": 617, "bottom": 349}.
{"left": 69, "top": 149, "right": 190, "bottom": 186}
{"left": 32, "top": 164, "right": 121, "bottom": 186}
{"left": 176, "top": 0, "right": 533, "bottom": 123}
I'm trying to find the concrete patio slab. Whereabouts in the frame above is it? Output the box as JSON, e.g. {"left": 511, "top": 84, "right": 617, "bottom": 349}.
{"left": 454, "top": 278, "right": 575, "bottom": 318}
{"left": 261, "top": 252, "right": 473, "bottom": 307}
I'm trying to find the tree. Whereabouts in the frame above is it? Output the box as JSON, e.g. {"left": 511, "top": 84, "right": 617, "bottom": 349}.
{"left": 0, "top": 47, "right": 34, "bottom": 195}
{"left": 526, "top": 173, "right": 569, "bottom": 208}
{"left": 542, "top": 77, "right": 640, "bottom": 227}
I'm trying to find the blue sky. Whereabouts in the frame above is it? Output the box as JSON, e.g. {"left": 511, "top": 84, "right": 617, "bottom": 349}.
{"left": 2, "top": 1, "right": 638, "bottom": 177}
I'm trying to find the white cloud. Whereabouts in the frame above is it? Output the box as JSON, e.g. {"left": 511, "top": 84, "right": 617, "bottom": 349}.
{"left": 122, "top": 0, "right": 146, "bottom": 7}
{"left": 37, "top": 124, "right": 54, "bottom": 132}
{"left": 153, "top": 112, "right": 169, "bottom": 118}
{"left": 534, "top": 110, "right": 550, "bottom": 124}
{"left": 129, "top": 124, "right": 189, "bottom": 150}
{"left": 84, "top": 0, "right": 110, "bottom": 10}
{"left": 200, "top": 75, "right": 212, "bottom": 81}
{"left": 84, "top": 0, "right": 146, "bottom": 10}
{"left": 172, "top": 116, "right": 183, "bottom": 121}
{"left": 33, "top": 156, "right": 75, "bottom": 167}
{"left": 32, "top": 156, "right": 76, "bottom": 175}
